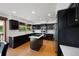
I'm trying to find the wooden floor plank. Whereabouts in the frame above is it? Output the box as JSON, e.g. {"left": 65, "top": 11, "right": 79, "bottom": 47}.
{"left": 6, "top": 40, "right": 57, "bottom": 56}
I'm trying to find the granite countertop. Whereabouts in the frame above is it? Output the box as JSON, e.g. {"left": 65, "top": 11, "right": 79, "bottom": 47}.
{"left": 9, "top": 32, "right": 33, "bottom": 37}
{"left": 59, "top": 45, "right": 79, "bottom": 56}
{"left": 29, "top": 34, "right": 44, "bottom": 39}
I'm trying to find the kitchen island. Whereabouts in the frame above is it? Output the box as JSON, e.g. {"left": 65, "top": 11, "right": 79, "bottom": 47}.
{"left": 9, "top": 32, "right": 33, "bottom": 48}
{"left": 30, "top": 34, "right": 44, "bottom": 51}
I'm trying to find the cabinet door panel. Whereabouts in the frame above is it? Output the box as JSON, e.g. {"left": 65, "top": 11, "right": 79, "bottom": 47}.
{"left": 9, "top": 20, "right": 19, "bottom": 30}
{"left": 58, "top": 9, "right": 67, "bottom": 30}
{"left": 67, "top": 8, "right": 78, "bottom": 26}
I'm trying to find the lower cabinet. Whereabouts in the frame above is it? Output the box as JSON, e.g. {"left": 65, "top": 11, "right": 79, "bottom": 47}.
{"left": 30, "top": 37, "right": 43, "bottom": 51}
{"left": 43, "top": 34, "right": 54, "bottom": 40}
{"left": 9, "top": 35, "right": 30, "bottom": 48}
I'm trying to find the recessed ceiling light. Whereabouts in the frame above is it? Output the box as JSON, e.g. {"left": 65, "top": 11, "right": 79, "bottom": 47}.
{"left": 48, "top": 13, "right": 51, "bottom": 16}
{"left": 40, "top": 18, "right": 42, "bottom": 20}
{"left": 12, "top": 11, "right": 16, "bottom": 14}
{"left": 32, "top": 11, "right": 35, "bottom": 14}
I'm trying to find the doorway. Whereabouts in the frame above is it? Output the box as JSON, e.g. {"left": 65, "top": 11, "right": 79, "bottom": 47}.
{"left": 0, "top": 16, "right": 7, "bottom": 42}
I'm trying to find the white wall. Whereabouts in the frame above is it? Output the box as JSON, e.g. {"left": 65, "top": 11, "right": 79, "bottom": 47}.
{"left": 56, "top": 3, "right": 70, "bottom": 10}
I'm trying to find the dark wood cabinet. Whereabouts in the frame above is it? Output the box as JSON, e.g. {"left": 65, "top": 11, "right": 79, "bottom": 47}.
{"left": 67, "top": 8, "right": 78, "bottom": 26}
{"left": 32, "top": 25, "right": 41, "bottom": 30}
{"left": 58, "top": 9, "right": 67, "bottom": 30}
{"left": 9, "top": 20, "right": 19, "bottom": 30}
{"left": 58, "top": 3, "right": 79, "bottom": 48}
{"left": 47, "top": 24, "right": 54, "bottom": 29}
{"left": 9, "top": 34, "right": 30, "bottom": 48}
{"left": 58, "top": 9, "right": 67, "bottom": 45}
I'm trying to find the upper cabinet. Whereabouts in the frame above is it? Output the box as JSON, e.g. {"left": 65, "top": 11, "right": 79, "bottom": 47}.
{"left": 47, "top": 24, "right": 54, "bottom": 30}
{"left": 76, "top": 4, "right": 79, "bottom": 21}
{"left": 9, "top": 20, "right": 19, "bottom": 30}
{"left": 19, "top": 22, "right": 26, "bottom": 32}
{"left": 67, "top": 7, "right": 76, "bottom": 26}
{"left": 19, "top": 22, "right": 32, "bottom": 32}
{"left": 67, "top": 4, "right": 79, "bottom": 26}
{"left": 58, "top": 9, "right": 67, "bottom": 30}
{"left": 32, "top": 25, "right": 41, "bottom": 30}
{"left": 9, "top": 19, "right": 32, "bottom": 31}
{"left": 32, "top": 24, "right": 54, "bottom": 30}
{"left": 58, "top": 3, "right": 79, "bottom": 28}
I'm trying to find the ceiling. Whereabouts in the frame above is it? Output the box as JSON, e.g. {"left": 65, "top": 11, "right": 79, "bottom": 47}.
{"left": 0, "top": 3, "right": 70, "bottom": 24}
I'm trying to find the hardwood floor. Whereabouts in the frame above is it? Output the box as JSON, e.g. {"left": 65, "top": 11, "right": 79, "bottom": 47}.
{"left": 6, "top": 40, "right": 57, "bottom": 56}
